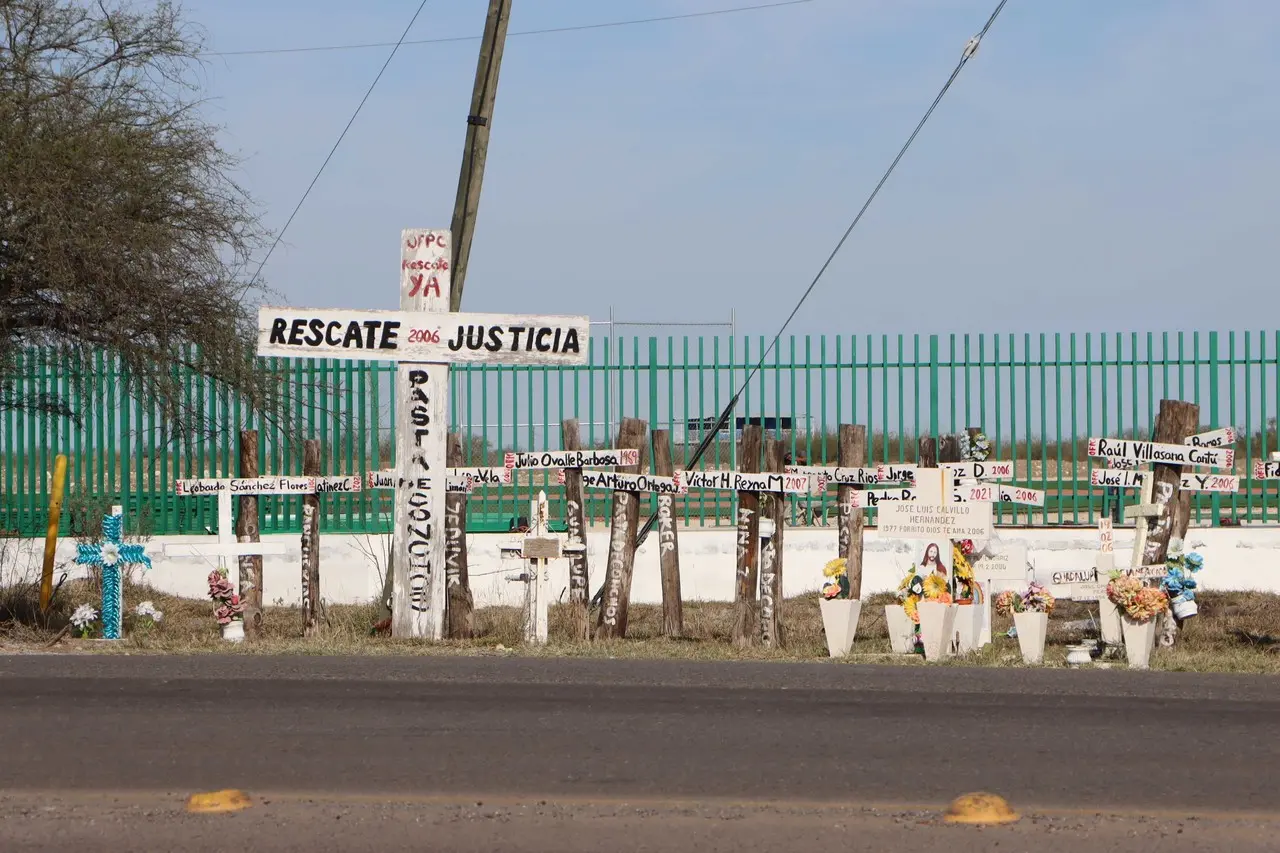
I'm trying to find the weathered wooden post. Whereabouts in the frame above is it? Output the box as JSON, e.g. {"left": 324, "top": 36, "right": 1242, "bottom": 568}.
{"left": 837, "top": 425, "right": 867, "bottom": 599}
{"left": 759, "top": 437, "right": 786, "bottom": 648}
{"left": 732, "top": 424, "right": 763, "bottom": 647}
{"left": 560, "top": 418, "right": 591, "bottom": 640}
{"left": 301, "top": 439, "right": 322, "bottom": 635}
{"left": 236, "top": 429, "right": 264, "bottom": 636}
{"left": 652, "top": 428, "right": 683, "bottom": 637}
{"left": 596, "top": 418, "right": 647, "bottom": 639}
{"left": 445, "top": 433, "right": 474, "bottom": 639}
{"left": 1144, "top": 400, "right": 1200, "bottom": 567}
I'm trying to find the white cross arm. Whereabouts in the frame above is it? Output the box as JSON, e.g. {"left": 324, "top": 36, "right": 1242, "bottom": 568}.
{"left": 506, "top": 449, "right": 639, "bottom": 469}
{"left": 562, "top": 469, "right": 685, "bottom": 495}
{"left": 176, "top": 477, "right": 316, "bottom": 496}
{"left": 366, "top": 469, "right": 503, "bottom": 492}
{"left": 1087, "top": 437, "right": 1233, "bottom": 469}
{"left": 952, "top": 483, "right": 1046, "bottom": 507}
{"left": 163, "top": 541, "right": 288, "bottom": 558}
{"left": 942, "top": 460, "right": 1015, "bottom": 480}
{"left": 256, "top": 307, "right": 590, "bottom": 366}
{"left": 682, "top": 470, "right": 810, "bottom": 493}
{"left": 1185, "top": 426, "right": 1236, "bottom": 448}
{"left": 784, "top": 465, "right": 883, "bottom": 487}
{"left": 1255, "top": 460, "right": 1280, "bottom": 479}
{"left": 1126, "top": 499, "right": 1167, "bottom": 517}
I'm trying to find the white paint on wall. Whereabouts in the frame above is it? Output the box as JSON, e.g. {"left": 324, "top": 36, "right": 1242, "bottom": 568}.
{"left": 6, "top": 526, "right": 1280, "bottom": 610}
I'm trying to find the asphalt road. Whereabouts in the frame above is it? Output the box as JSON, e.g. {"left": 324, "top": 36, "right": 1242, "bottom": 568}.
{"left": 3, "top": 654, "right": 1280, "bottom": 851}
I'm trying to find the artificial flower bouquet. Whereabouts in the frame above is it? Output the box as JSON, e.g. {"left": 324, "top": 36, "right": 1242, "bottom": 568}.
{"left": 963, "top": 431, "right": 991, "bottom": 462}
{"left": 952, "top": 540, "right": 979, "bottom": 602}
{"left": 1106, "top": 572, "right": 1169, "bottom": 623}
{"left": 1161, "top": 537, "right": 1204, "bottom": 617}
{"left": 821, "top": 558, "right": 852, "bottom": 600}
{"left": 70, "top": 604, "right": 99, "bottom": 639}
{"left": 208, "top": 568, "right": 245, "bottom": 625}
{"left": 992, "top": 582, "right": 1055, "bottom": 616}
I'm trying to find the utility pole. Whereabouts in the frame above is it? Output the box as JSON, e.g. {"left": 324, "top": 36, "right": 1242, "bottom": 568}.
{"left": 449, "top": 0, "right": 513, "bottom": 310}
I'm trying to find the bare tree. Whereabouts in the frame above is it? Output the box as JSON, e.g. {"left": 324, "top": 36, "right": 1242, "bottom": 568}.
{"left": 0, "top": 0, "right": 280, "bottom": 427}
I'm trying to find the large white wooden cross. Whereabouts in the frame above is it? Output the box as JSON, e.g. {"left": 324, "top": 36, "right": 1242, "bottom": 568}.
{"left": 164, "top": 478, "right": 306, "bottom": 586}
{"left": 255, "top": 231, "right": 589, "bottom": 641}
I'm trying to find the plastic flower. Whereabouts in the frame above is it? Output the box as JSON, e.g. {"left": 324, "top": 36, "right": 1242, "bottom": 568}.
{"left": 1107, "top": 574, "right": 1142, "bottom": 611}
{"left": 821, "top": 580, "right": 843, "bottom": 600}
{"left": 208, "top": 569, "right": 236, "bottom": 602}
{"left": 1126, "top": 586, "right": 1169, "bottom": 623}
{"left": 922, "top": 574, "right": 948, "bottom": 600}
{"left": 823, "top": 558, "right": 848, "bottom": 578}
{"left": 993, "top": 590, "right": 1021, "bottom": 616}
{"left": 214, "top": 594, "right": 246, "bottom": 625}
{"left": 134, "top": 601, "right": 163, "bottom": 623}
{"left": 99, "top": 542, "right": 121, "bottom": 567}
{"left": 1185, "top": 552, "right": 1204, "bottom": 571}
{"left": 936, "top": 592, "right": 953, "bottom": 605}
{"left": 1021, "top": 582, "right": 1055, "bottom": 614}
{"left": 70, "top": 604, "right": 98, "bottom": 631}
{"left": 903, "top": 596, "right": 920, "bottom": 623}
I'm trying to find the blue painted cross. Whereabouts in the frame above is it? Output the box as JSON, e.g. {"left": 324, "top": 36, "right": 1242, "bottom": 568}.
{"left": 74, "top": 511, "right": 152, "bottom": 639}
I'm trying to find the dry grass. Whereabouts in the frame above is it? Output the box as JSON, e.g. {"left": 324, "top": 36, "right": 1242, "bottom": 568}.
{"left": 4, "top": 578, "right": 1280, "bottom": 672}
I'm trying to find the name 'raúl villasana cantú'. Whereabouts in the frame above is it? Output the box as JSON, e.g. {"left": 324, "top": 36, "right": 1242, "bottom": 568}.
{"left": 446, "top": 324, "right": 581, "bottom": 355}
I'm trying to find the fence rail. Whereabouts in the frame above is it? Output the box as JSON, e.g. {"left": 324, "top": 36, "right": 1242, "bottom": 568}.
{"left": 3, "top": 331, "right": 1278, "bottom": 537}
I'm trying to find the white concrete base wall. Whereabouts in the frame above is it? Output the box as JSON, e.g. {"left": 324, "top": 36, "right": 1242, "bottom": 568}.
{"left": 4, "top": 527, "right": 1279, "bottom": 608}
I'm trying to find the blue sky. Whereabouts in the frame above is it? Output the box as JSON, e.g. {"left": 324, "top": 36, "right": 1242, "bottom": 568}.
{"left": 190, "top": 0, "right": 1280, "bottom": 338}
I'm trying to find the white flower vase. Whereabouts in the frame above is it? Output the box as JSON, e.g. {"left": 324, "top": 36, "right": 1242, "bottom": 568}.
{"left": 884, "top": 605, "right": 916, "bottom": 654}
{"left": 221, "top": 620, "right": 245, "bottom": 643}
{"left": 917, "top": 602, "right": 958, "bottom": 661}
{"left": 1171, "top": 596, "right": 1198, "bottom": 620}
{"left": 819, "top": 598, "right": 862, "bottom": 657}
{"left": 953, "top": 602, "right": 986, "bottom": 654}
{"left": 1099, "top": 597, "right": 1123, "bottom": 646}
{"left": 1012, "top": 611, "right": 1048, "bottom": 665}
{"left": 1121, "top": 616, "right": 1157, "bottom": 669}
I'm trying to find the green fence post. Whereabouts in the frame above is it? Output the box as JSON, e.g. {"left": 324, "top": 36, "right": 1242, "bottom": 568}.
{"left": 929, "top": 334, "right": 940, "bottom": 445}
{"left": 648, "top": 336, "right": 659, "bottom": 517}
{"left": 1208, "top": 330, "right": 1221, "bottom": 526}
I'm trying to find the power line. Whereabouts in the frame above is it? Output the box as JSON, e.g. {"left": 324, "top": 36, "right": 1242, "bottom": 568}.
{"left": 240, "top": 0, "right": 432, "bottom": 297}
{"left": 625, "top": 0, "right": 1012, "bottom": 555}
{"left": 205, "top": 0, "right": 814, "bottom": 58}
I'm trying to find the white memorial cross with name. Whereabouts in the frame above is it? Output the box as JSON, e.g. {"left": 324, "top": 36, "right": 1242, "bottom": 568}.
{"left": 1089, "top": 433, "right": 1235, "bottom": 577}
{"left": 498, "top": 490, "right": 586, "bottom": 644}
{"left": 164, "top": 478, "right": 307, "bottom": 586}
{"left": 256, "top": 228, "right": 589, "bottom": 640}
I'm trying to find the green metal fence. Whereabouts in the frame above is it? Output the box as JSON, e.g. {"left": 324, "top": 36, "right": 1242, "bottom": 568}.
{"left": 3, "top": 331, "right": 1278, "bottom": 537}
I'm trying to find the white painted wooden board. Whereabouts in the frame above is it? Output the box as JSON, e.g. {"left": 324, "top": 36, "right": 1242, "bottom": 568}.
{"left": 942, "top": 460, "right": 1014, "bottom": 480}
{"left": 681, "top": 470, "right": 810, "bottom": 493}
{"left": 784, "top": 465, "right": 883, "bottom": 485}
{"left": 1254, "top": 460, "right": 1280, "bottom": 479}
{"left": 1091, "top": 469, "right": 1241, "bottom": 492}
{"left": 257, "top": 307, "right": 590, "bottom": 365}
{"left": 391, "top": 228, "right": 451, "bottom": 640}
{"left": 504, "top": 449, "right": 639, "bottom": 469}
{"left": 1185, "top": 426, "right": 1236, "bottom": 448}
{"left": 876, "top": 500, "right": 994, "bottom": 540}
{"left": 175, "top": 477, "right": 315, "bottom": 495}
{"left": 562, "top": 469, "right": 685, "bottom": 494}
{"left": 1086, "top": 437, "right": 1233, "bottom": 469}
{"left": 875, "top": 464, "right": 917, "bottom": 483}
{"left": 848, "top": 487, "right": 918, "bottom": 507}
{"left": 951, "top": 483, "right": 1046, "bottom": 506}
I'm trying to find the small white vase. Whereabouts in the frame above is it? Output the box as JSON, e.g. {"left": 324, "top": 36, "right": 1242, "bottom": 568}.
{"left": 1171, "top": 597, "right": 1198, "bottom": 620}
{"left": 884, "top": 605, "right": 916, "bottom": 654}
{"left": 221, "top": 620, "right": 245, "bottom": 643}
{"left": 1121, "top": 616, "right": 1156, "bottom": 669}
{"left": 819, "top": 598, "right": 862, "bottom": 658}
{"left": 1012, "top": 611, "right": 1048, "bottom": 665}
{"left": 1098, "top": 597, "right": 1124, "bottom": 646}
{"left": 1066, "top": 643, "right": 1094, "bottom": 668}
{"left": 917, "top": 602, "right": 958, "bottom": 661}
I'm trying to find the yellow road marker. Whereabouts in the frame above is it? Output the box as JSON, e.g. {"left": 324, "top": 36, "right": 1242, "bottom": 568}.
{"left": 944, "top": 792, "right": 1019, "bottom": 825}
{"left": 185, "top": 789, "right": 252, "bottom": 813}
